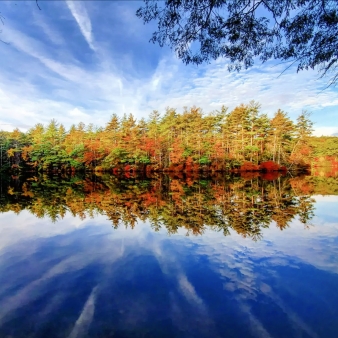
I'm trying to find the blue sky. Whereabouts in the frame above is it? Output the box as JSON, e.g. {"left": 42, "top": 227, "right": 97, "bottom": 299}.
{"left": 0, "top": 1, "right": 338, "bottom": 135}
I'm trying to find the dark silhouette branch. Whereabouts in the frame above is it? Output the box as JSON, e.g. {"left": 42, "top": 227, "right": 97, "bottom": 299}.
{"left": 137, "top": 0, "right": 338, "bottom": 86}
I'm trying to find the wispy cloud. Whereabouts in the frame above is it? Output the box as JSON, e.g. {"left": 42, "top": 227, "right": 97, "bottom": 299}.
{"left": 32, "top": 10, "right": 65, "bottom": 46}
{"left": 66, "top": 1, "right": 95, "bottom": 51}
{"left": 68, "top": 286, "right": 98, "bottom": 338}
{"left": 0, "top": 1, "right": 337, "bottom": 135}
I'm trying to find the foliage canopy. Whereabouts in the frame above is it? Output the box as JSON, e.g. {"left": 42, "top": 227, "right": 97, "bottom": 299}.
{"left": 137, "top": 0, "right": 338, "bottom": 84}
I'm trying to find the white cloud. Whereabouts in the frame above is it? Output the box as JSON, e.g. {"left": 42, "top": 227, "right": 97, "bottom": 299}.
{"left": 1, "top": 40, "right": 337, "bottom": 133}
{"left": 68, "top": 286, "right": 98, "bottom": 338}
{"left": 66, "top": 1, "right": 95, "bottom": 51}
{"left": 69, "top": 107, "right": 90, "bottom": 120}
{"left": 0, "top": 3, "right": 338, "bottom": 134}
{"left": 312, "top": 126, "right": 338, "bottom": 136}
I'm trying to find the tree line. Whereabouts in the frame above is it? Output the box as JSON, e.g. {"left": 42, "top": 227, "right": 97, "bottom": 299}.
{"left": 0, "top": 102, "right": 316, "bottom": 172}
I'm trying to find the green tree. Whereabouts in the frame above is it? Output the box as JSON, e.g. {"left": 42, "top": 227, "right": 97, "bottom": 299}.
{"left": 104, "top": 113, "right": 120, "bottom": 150}
{"left": 148, "top": 110, "right": 162, "bottom": 165}
{"left": 0, "top": 132, "right": 10, "bottom": 170}
{"left": 290, "top": 111, "right": 313, "bottom": 165}
{"left": 269, "top": 110, "right": 295, "bottom": 164}
{"left": 160, "top": 108, "right": 178, "bottom": 166}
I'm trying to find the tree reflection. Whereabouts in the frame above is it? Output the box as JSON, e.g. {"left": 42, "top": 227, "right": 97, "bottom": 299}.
{"left": 0, "top": 172, "right": 320, "bottom": 240}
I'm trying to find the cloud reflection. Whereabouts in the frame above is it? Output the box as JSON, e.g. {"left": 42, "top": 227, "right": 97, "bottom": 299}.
{"left": 0, "top": 201, "right": 337, "bottom": 337}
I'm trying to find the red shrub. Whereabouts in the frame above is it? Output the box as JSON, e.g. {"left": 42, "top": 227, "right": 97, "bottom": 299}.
{"left": 241, "top": 172, "right": 260, "bottom": 180}
{"left": 240, "top": 161, "right": 260, "bottom": 172}
{"left": 175, "top": 164, "right": 184, "bottom": 172}
{"left": 261, "top": 172, "right": 280, "bottom": 180}
{"left": 260, "top": 161, "right": 280, "bottom": 172}
{"left": 145, "top": 165, "right": 154, "bottom": 173}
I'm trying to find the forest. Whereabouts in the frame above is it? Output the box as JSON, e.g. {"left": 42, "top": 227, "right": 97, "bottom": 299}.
{"left": 0, "top": 102, "right": 335, "bottom": 173}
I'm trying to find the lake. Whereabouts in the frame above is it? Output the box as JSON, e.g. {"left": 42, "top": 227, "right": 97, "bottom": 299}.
{"left": 0, "top": 173, "right": 337, "bottom": 337}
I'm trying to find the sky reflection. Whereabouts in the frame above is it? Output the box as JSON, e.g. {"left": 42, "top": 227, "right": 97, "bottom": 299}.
{"left": 0, "top": 197, "right": 337, "bottom": 337}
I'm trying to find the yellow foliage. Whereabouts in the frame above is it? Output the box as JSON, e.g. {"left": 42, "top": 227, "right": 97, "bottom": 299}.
{"left": 7, "top": 148, "right": 15, "bottom": 157}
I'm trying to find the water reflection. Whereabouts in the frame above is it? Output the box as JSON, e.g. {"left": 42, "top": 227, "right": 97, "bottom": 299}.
{"left": 0, "top": 173, "right": 317, "bottom": 240}
{"left": 0, "top": 174, "right": 338, "bottom": 337}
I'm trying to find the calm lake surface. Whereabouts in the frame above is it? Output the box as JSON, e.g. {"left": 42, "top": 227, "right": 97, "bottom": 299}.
{"left": 0, "top": 173, "right": 337, "bottom": 338}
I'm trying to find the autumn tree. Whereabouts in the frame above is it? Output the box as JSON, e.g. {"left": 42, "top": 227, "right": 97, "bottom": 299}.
{"left": 6, "top": 128, "right": 27, "bottom": 167}
{"left": 160, "top": 108, "right": 178, "bottom": 167}
{"left": 148, "top": 110, "right": 162, "bottom": 165}
{"left": 290, "top": 111, "right": 314, "bottom": 165}
{"left": 104, "top": 114, "right": 120, "bottom": 149}
{"left": 269, "top": 109, "right": 295, "bottom": 164}
{"left": 0, "top": 132, "right": 10, "bottom": 170}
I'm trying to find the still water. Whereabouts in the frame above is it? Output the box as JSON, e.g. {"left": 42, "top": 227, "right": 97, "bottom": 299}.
{"left": 0, "top": 173, "right": 337, "bottom": 337}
